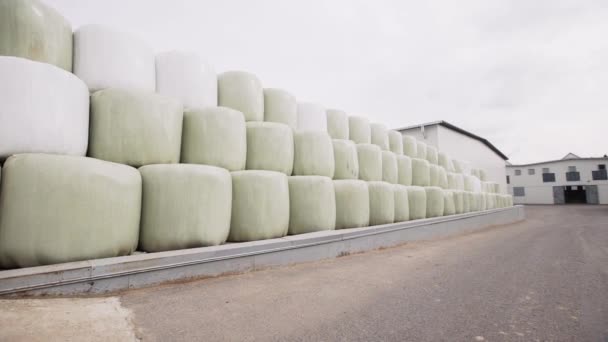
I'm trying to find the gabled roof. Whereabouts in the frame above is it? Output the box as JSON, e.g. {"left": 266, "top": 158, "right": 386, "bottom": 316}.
{"left": 561, "top": 152, "right": 580, "bottom": 160}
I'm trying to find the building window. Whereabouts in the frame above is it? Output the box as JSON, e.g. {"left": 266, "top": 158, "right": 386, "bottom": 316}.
{"left": 599, "top": 164, "right": 606, "bottom": 170}
{"left": 568, "top": 166, "right": 577, "bottom": 172}
{"left": 506, "top": 175, "right": 510, "bottom": 184}
{"left": 528, "top": 169, "right": 535, "bottom": 175}
{"left": 514, "top": 169, "right": 521, "bottom": 176}
{"left": 543, "top": 173, "right": 556, "bottom": 182}
{"left": 566, "top": 171, "right": 580, "bottom": 181}
{"left": 542, "top": 167, "right": 550, "bottom": 173}
{"left": 592, "top": 168, "right": 608, "bottom": 180}
{"left": 513, "top": 187, "right": 525, "bottom": 197}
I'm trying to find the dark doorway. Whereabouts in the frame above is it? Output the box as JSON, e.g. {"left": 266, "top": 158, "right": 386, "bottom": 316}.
{"left": 564, "top": 186, "right": 587, "bottom": 204}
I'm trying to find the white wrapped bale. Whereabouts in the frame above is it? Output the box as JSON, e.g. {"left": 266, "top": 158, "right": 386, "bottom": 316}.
{"left": 397, "top": 155, "right": 412, "bottom": 186}
{"left": 388, "top": 130, "right": 403, "bottom": 155}
{"left": 443, "top": 190, "right": 456, "bottom": 216}
{"left": 438, "top": 152, "right": 450, "bottom": 170}
{"left": 471, "top": 168, "right": 481, "bottom": 179}
{"left": 326, "top": 109, "right": 349, "bottom": 140}
{"left": 407, "top": 186, "right": 427, "bottom": 220}
{"left": 218, "top": 71, "right": 264, "bottom": 122}
{"left": 348, "top": 116, "right": 371, "bottom": 144}
{"left": 74, "top": 25, "right": 155, "bottom": 92}
{"left": 484, "top": 192, "right": 493, "bottom": 210}
{"left": 426, "top": 145, "right": 438, "bottom": 165}
{"left": 0, "top": 0, "right": 73, "bottom": 71}
{"left": 453, "top": 190, "right": 464, "bottom": 214}
{"left": 462, "top": 191, "right": 472, "bottom": 212}
{"left": 429, "top": 164, "right": 439, "bottom": 187}
{"left": 139, "top": 164, "right": 231, "bottom": 253}
{"left": 370, "top": 123, "right": 389, "bottom": 151}
{"left": 447, "top": 172, "right": 465, "bottom": 191}
{"left": 464, "top": 175, "right": 482, "bottom": 193}
{"left": 425, "top": 186, "right": 444, "bottom": 218}
{"left": 472, "top": 192, "right": 482, "bottom": 211}
{"left": 293, "top": 130, "right": 334, "bottom": 177}
{"left": 246, "top": 122, "right": 294, "bottom": 175}
{"left": 181, "top": 107, "right": 246, "bottom": 171}
{"left": 493, "top": 183, "right": 500, "bottom": 194}
{"left": 411, "top": 158, "right": 431, "bottom": 187}
{"left": 437, "top": 167, "right": 449, "bottom": 189}
{"left": 288, "top": 176, "right": 336, "bottom": 235}
{"left": 0, "top": 154, "right": 141, "bottom": 268}
{"left": 480, "top": 193, "right": 488, "bottom": 211}
{"left": 507, "top": 195, "right": 513, "bottom": 207}
{"left": 402, "top": 135, "right": 417, "bottom": 158}
{"left": 89, "top": 88, "right": 183, "bottom": 167}
{"left": 382, "top": 151, "right": 398, "bottom": 184}
{"left": 297, "top": 102, "right": 327, "bottom": 131}
{"left": 393, "top": 184, "right": 410, "bottom": 222}
{"left": 368, "top": 181, "right": 395, "bottom": 226}
{"left": 479, "top": 169, "right": 488, "bottom": 181}
{"left": 416, "top": 141, "right": 427, "bottom": 159}
{"left": 229, "top": 170, "right": 289, "bottom": 241}
{"left": 452, "top": 159, "right": 465, "bottom": 174}
{"left": 0, "top": 57, "right": 89, "bottom": 159}
{"left": 356, "top": 144, "right": 382, "bottom": 181}
{"left": 263, "top": 88, "right": 297, "bottom": 129}
{"left": 333, "top": 139, "right": 359, "bottom": 180}
{"left": 334, "top": 180, "right": 369, "bottom": 229}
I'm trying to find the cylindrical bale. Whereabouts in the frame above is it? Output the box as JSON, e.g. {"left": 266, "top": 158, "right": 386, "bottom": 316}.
{"left": 218, "top": 71, "right": 263, "bottom": 122}
{"left": 348, "top": 116, "right": 371, "bottom": 144}
{"left": 74, "top": 25, "right": 155, "bottom": 92}
{"left": 393, "top": 184, "right": 410, "bottom": 222}
{"left": 368, "top": 181, "right": 395, "bottom": 226}
{"left": 480, "top": 193, "right": 488, "bottom": 211}
{"left": 452, "top": 159, "right": 464, "bottom": 174}
{"left": 426, "top": 145, "right": 438, "bottom": 165}
{"left": 333, "top": 139, "right": 359, "bottom": 180}
{"left": 453, "top": 190, "right": 464, "bottom": 214}
{"left": 356, "top": 143, "right": 382, "bottom": 181}
{"left": 229, "top": 170, "right": 289, "bottom": 241}
{"left": 469, "top": 192, "right": 479, "bottom": 211}
{"left": 155, "top": 50, "right": 217, "bottom": 109}
{"left": 139, "top": 164, "right": 232, "bottom": 253}
{"left": 471, "top": 168, "right": 480, "bottom": 179}
{"left": 484, "top": 192, "right": 493, "bottom": 209}
{"left": 438, "top": 152, "right": 450, "bottom": 170}
{"left": 416, "top": 140, "right": 427, "bottom": 160}
{"left": 288, "top": 176, "right": 336, "bottom": 235}
{"left": 263, "top": 88, "right": 297, "bottom": 129}
{"left": 472, "top": 192, "right": 482, "bottom": 211}
{"left": 0, "top": 0, "right": 72, "bottom": 71}
{"left": 246, "top": 122, "right": 294, "bottom": 175}
{"left": 507, "top": 195, "right": 513, "bottom": 207}
{"left": 492, "top": 183, "right": 500, "bottom": 194}
{"left": 334, "top": 180, "right": 369, "bottom": 229}
{"left": 448, "top": 172, "right": 465, "bottom": 191}
{"left": 479, "top": 169, "right": 488, "bottom": 181}
{"left": 407, "top": 186, "right": 427, "bottom": 220}
{"left": 388, "top": 130, "right": 403, "bottom": 155}
{"left": 326, "top": 109, "right": 349, "bottom": 140}
{"left": 382, "top": 151, "right": 398, "bottom": 184}
{"left": 88, "top": 88, "right": 183, "bottom": 167}
{"left": 0, "top": 57, "right": 89, "bottom": 160}
{"left": 481, "top": 181, "right": 491, "bottom": 193}
{"left": 443, "top": 190, "right": 456, "bottom": 216}
{"left": 297, "top": 102, "right": 327, "bottom": 132}
{"left": 293, "top": 130, "right": 334, "bottom": 177}
{"left": 397, "top": 155, "right": 412, "bottom": 186}
{"left": 425, "top": 186, "right": 444, "bottom": 218}
{"left": 181, "top": 107, "right": 246, "bottom": 171}
{"left": 402, "top": 135, "right": 417, "bottom": 158}
{"left": 411, "top": 158, "right": 431, "bottom": 187}
{"left": 464, "top": 175, "right": 476, "bottom": 192}
{"left": 437, "top": 166, "right": 449, "bottom": 189}
{"left": 0, "top": 154, "right": 141, "bottom": 268}
{"left": 370, "top": 123, "right": 389, "bottom": 151}
{"left": 463, "top": 191, "right": 471, "bottom": 213}
{"left": 429, "top": 164, "right": 439, "bottom": 187}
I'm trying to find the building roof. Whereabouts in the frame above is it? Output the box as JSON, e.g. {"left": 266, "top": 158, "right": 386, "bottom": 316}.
{"left": 507, "top": 156, "right": 608, "bottom": 168}
{"left": 394, "top": 120, "right": 509, "bottom": 160}
{"left": 561, "top": 152, "right": 581, "bottom": 160}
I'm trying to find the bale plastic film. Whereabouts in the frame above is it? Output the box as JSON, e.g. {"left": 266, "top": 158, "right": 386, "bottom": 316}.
{"left": 297, "top": 102, "right": 327, "bottom": 132}
{"left": 411, "top": 158, "right": 431, "bottom": 187}
{"left": 382, "top": 151, "right": 398, "bottom": 184}
{"left": 480, "top": 193, "right": 488, "bottom": 211}
{"left": 443, "top": 190, "right": 456, "bottom": 216}
{"left": 437, "top": 167, "right": 449, "bottom": 189}
{"left": 229, "top": 170, "right": 289, "bottom": 242}
{"left": 348, "top": 116, "right": 371, "bottom": 144}
{"left": 218, "top": 71, "right": 264, "bottom": 122}
{"left": 416, "top": 141, "right": 427, "bottom": 160}
{"left": 0, "top": 0, "right": 72, "bottom": 71}
{"left": 356, "top": 143, "right": 382, "bottom": 181}
{"left": 73, "top": 25, "right": 155, "bottom": 92}
{"left": 89, "top": 88, "right": 183, "bottom": 167}
{"left": 263, "top": 88, "right": 297, "bottom": 129}
{"left": 471, "top": 168, "right": 480, "bottom": 179}
{"left": 453, "top": 160, "right": 471, "bottom": 175}
{"left": 334, "top": 180, "right": 369, "bottom": 229}
{"left": 0, "top": 154, "right": 141, "bottom": 268}
{"left": 426, "top": 145, "right": 438, "bottom": 165}
{"left": 407, "top": 186, "right": 427, "bottom": 220}
{"left": 332, "top": 139, "right": 359, "bottom": 180}
{"left": 388, "top": 130, "right": 403, "bottom": 155}
{"left": 438, "top": 152, "right": 450, "bottom": 170}
{"left": 155, "top": 50, "right": 217, "bottom": 110}
{"left": 288, "top": 176, "right": 336, "bottom": 235}
{"left": 181, "top": 107, "right": 246, "bottom": 171}
{"left": 462, "top": 191, "right": 472, "bottom": 213}
{"left": 469, "top": 192, "right": 478, "bottom": 212}
{"left": 368, "top": 181, "right": 395, "bottom": 226}
{"left": 326, "top": 109, "right": 349, "bottom": 140}
{"left": 139, "top": 164, "right": 232, "bottom": 253}
{"left": 472, "top": 192, "right": 482, "bottom": 211}
{"left": 402, "top": 135, "right": 417, "bottom": 158}
{"left": 479, "top": 169, "right": 488, "bottom": 181}
{"left": 370, "top": 123, "right": 389, "bottom": 151}
{"left": 464, "top": 175, "right": 482, "bottom": 192}
{"left": 393, "top": 184, "right": 410, "bottom": 222}
{"left": 246, "top": 122, "right": 294, "bottom": 175}
{"left": 447, "top": 172, "right": 465, "bottom": 191}
{"left": 293, "top": 130, "right": 334, "bottom": 177}
{"left": 425, "top": 186, "right": 444, "bottom": 218}
{"left": 429, "top": 164, "right": 439, "bottom": 187}
{"left": 453, "top": 190, "right": 464, "bottom": 214}
{"left": 0, "top": 57, "right": 89, "bottom": 159}
{"left": 397, "top": 155, "right": 412, "bottom": 186}
{"left": 484, "top": 192, "right": 494, "bottom": 210}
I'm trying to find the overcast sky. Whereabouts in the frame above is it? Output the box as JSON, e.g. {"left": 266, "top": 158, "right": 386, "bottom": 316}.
{"left": 47, "top": 0, "right": 607, "bottom": 164}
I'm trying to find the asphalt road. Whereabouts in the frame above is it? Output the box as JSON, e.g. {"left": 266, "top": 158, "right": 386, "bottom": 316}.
{"left": 119, "top": 205, "right": 608, "bottom": 341}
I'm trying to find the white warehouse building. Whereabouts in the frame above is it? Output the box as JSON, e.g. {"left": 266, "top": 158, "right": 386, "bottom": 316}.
{"left": 506, "top": 153, "right": 608, "bottom": 205}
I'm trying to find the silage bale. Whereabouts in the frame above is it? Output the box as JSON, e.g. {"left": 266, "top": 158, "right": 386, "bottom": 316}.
{"left": 229, "top": 170, "right": 289, "bottom": 241}
{"left": 155, "top": 50, "right": 217, "bottom": 109}
{"left": 426, "top": 145, "right": 438, "bottom": 165}
{"left": 429, "top": 164, "right": 439, "bottom": 187}
{"left": 348, "top": 116, "right": 371, "bottom": 144}
{"left": 326, "top": 109, "right": 349, "bottom": 140}
{"left": 438, "top": 151, "right": 450, "bottom": 170}
{"left": 368, "top": 181, "right": 395, "bottom": 225}
{"left": 484, "top": 192, "right": 493, "bottom": 210}
{"left": 74, "top": 25, "right": 155, "bottom": 92}
{"left": 480, "top": 193, "right": 488, "bottom": 211}
{"left": 0, "top": 154, "right": 141, "bottom": 268}
{"left": 382, "top": 151, "right": 398, "bottom": 184}
{"left": 388, "top": 130, "right": 403, "bottom": 155}
{"left": 416, "top": 140, "right": 427, "bottom": 159}
{"left": 139, "top": 164, "right": 232, "bottom": 253}
{"left": 218, "top": 71, "right": 264, "bottom": 122}
{"left": 453, "top": 190, "right": 464, "bottom": 214}
{"left": 356, "top": 143, "right": 382, "bottom": 181}
{"left": 181, "top": 107, "right": 246, "bottom": 171}
{"left": 425, "top": 186, "right": 444, "bottom": 218}
{"left": 411, "top": 158, "right": 431, "bottom": 186}
{"left": 507, "top": 195, "right": 514, "bottom": 207}
{"left": 288, "top": 176, "right": 336, "bottom": 235}
{"left": 370, "top": 123, "right": 389, "bottom": 150}
{"left": 393, "top": 184, "right": 410, "bottom": 222}
{"left": 472, "top": 192, "right": 482, "bottom": 211}
{"left": 396, "top": 155, "right": 412, "bottom": 186}
{"left": 293, "top": 130, "right": 334, "bottom": 177}
{"left": 443, "top": 190, "right": 456, "bottom": 216}
{"left": 334, "top": 180, "right": 369, "bottom": 229}
{"left": 0, "top": 0, "right": 72, "bottom": 71}
{"left": 263, "top": 88, "right": 297, "bottom": 129}
{"left": 333, "top": 139, "right": 359, "bottom": 180}
{"left": 447, "top": 172, "right": 465, "bottom": 191}
{"left": 437, "top": 166, "right": 449, "bottom": 189}
{"left": 0, "top": 57, "right": 89, "bottom": 160}
{"left": 479, "top": 169, "right": 488, "bottom": 181}
{"left": 471, "top": 168, "right": 480, "bottom": 179}
{"left": 246, "top": 122, "right": 294, "bottom": 175}
{"left": 407, "top": 186, "right": 427, "bottom": 220}
{"left": 88, "top": 88, "right": 183, "bottom": 167}
{"left": 492, "top": 183, "right": 500, "bottom": 194}
{"left": 462, "top": 191, "right": 471, "bottom": 213}
{"left": 464, "top": 175, "right": 480, "bottom": 192}
{"left": 452, "top": 159, "right": 464, "bottom": 174}
{"left": 402, "top": 135, "right": 417, "bottom": 158}
{"left": 467, "top": 192, "right": 476, "bottom": 212}
{"left": 297, "top": 102, "right": 327, "bottom": 131}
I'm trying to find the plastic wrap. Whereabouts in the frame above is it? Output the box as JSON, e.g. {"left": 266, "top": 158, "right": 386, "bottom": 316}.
{"left": 370, "top": 123, "right": 389, "bottom": 151}
{"left": 334, "top": 180, "right": 369, "bottom": 229}
{"left": 356, "top": 143, "right": 382, "bottom": 181}
{"left": 443, "top": 190, "right": 456, "bottom": 216}
{"left": 402, "top": 135, "right": 417, "bottom": 158}
{"left": 218, "top": 71, "right": 264, "bottom": 122}
{"left": 468, "top": 192, "right": 477, "bottom": 212}
{"left": 429, "top": 164, "right": 439, "bottom": 187}
{"left": 288, "top": 176, "right": 336, "bottom": 235}
{"left": 407, "top": 186, "right": 427, "bottom": 220}
{"left": 326, "top": 109, "right": 349, "bottom": 140}
{"left": 416, "top": 140, "right": 427, "bottom": 160}
{"left": 479, "top": 169, "right": 488, "bottom": 181}
{"left": 368, "top": 181, "right": 395, "bottom": 226}
{"left": 297, "top": 102, "right": 327, "bottom": 131}
{"left": 263, "top": 88, "right": 297, "bottom": 129}
{"left": 411, "top": 158, "right": 431, "bottom": 186}
{"left": 293, "top": 130, "right": 334, "bottom": 177}
{"left": 388, "top": 130, "right": 403, "bottom": 155}
{"left": 438, "top": 152, "right": 450, "bottom": 170}
{"left": 332, "top": 139, "right": 359, "bottom": 180}
{"left": 447, "top": 172, "right": 465, "bottom": 191}
{"left": 437, "top": 166, "right": 449, "bottom": 189}
{"left": 246, "top": 122, "right": 294, "bottom": 175}
{"left": 348, "top": 116, "right": 371, "bottom": 144}
{"left": 382, "top": 151, "right": 398, "bottom": 184}
{"left": 426, "top": 145, "right": 438, "bottom": 165}
{"left": 453, "top": 190, "right": 464, "bottom": 214}
{"left": 397, "top": 155, "right": 413, "bottom": 186}
{"left": 393, "top": 184, "right": 410, "bottom": 222}
{"left": 480, "top": 193, "right": 488, "bottom": 211}
{"left": 425, "top": 186, "right": 444, "bottom": 218}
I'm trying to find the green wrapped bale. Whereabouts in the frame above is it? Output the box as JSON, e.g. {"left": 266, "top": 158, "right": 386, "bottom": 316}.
{"left": 416, "top": 141, "right": 427, "bottom": 160}
{"left": 356, "top": 143, "right": 382, "bottom": 181}
{"left": 397, "top": 155, "right": 412, "bottom": 186}
{"left": 332, "top": 139, "right": 359, "bottom": 180}
{"left": 89, "top": 88, "right": 183, "bottom": 167}
{"left": 293, "top": 130, "right": 334, "bottom": 177}
{"left": 181, "top": 107, "right": 246, "bottom": 171}
{"left": 348, "top": 116, "right": 371, "bottom": 144}
{"left": 326, "top": 109, "right": 349, "bottom": 140}
{"left": 448, "top": 172, "right": 465, "bottom": 191}
{"left": 139, "top": 164, "right": 232, "bottom": 253}
{"left": 382, "top": 151, "right": 398, "bottom": 184}
{"left": 393, "top": 184, "right": 410, "bottom": 222}
{"left": 453, "top": 190, "right": 464, "bottom": 214}
{"left": 0, "top": 154, "right": 141, "bottom": 268}
{"left": 288, "top": 176, "right": 336, "bottom": 235}
{"left": 246, "top": 122, "right": 294, "bottom": 175}
{"left": 334, "top": 180, "right": 369, "bottom": 229}
{"left": 263, "top": 88, "right": 297, "bottom": 129}
{"left": 426, "top": 145, "right": 438, "bottom": 165}
{"left": 443, "top": 190, "right": 456, "bottom": 216}
{"left": 218, "top": 71, "right": 264, "bottom": 122}
{"left": 429, "top": 164, "right": 439, "bottom": 187}
{"left": 411, "top": 158, "right": 430, "bottom": 186}
{"left": 402, "top": 135, "right": 417, "bottom": 158}
{"left": 0, "top": 0, "right": 72, "bottom": 71}
{"left": 370, "top": 123, "right": 389, "bottom": 150}
{"left": 229, "top": 170, "right": 289, "bottom": 242}
{"left": 406, "top": 186, "right": 426, "bottom": 220}
{"left": 368, "top": 181, "right": 394, "bottom": 226}
{"left": 388, "top": 130, "right": 403, "bottom": 155}
{"left": 425, "top": 186, "right": 444, "bottom": 218}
